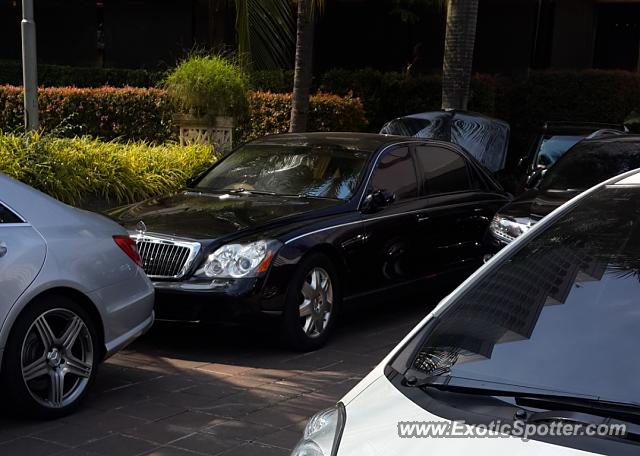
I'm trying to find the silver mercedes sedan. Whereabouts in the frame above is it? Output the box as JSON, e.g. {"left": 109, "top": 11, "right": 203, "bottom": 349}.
{"left": 0, "top": 173, "right": 154, "bottom": 418}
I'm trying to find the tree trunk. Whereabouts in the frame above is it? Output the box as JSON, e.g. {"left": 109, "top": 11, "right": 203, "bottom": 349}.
{"left": 290, "top": 0, "right": 315, "bottom": 133}
{"left": 441, "top": 0, "right": 479, "bottom": 111}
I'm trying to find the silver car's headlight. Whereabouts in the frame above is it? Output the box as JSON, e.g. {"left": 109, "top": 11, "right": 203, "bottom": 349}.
{"left": 195, "top": 239, "right": 282, "bottom": 279}
{"left": 291, "top": 404, "right": 346, "bottom": 456}
{"left": 490, "top": 214, "right": 533, "bottom": 243}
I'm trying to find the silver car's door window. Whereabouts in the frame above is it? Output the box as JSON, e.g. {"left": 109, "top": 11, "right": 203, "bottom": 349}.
{"left": 0, "top": 202, "right": 24, "bottom": 224}
{"left": 0, "top": 202, "right": 46, "bottom": 308}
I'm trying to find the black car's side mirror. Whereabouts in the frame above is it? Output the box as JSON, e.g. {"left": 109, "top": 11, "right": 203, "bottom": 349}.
{"left": 362, "top": 189, "right": 396, "bottom": 213}
{"left": 186, "top": 176, "right": 197, "bottom": 188}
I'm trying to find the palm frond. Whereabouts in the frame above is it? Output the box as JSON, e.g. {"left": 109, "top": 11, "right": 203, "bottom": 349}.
{"left": 235, "top": 0, "right": 295, "bottom": 70}
{"left": 310, "top": 0, "right": 325, "bottom": 20}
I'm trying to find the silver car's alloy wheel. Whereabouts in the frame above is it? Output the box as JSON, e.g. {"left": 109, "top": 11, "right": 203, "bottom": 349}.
{"left": 20, "top": 308, "right": 94, "bottom": 409}
{"left": 299, "top": 267, "right": 333, "bottom": 338}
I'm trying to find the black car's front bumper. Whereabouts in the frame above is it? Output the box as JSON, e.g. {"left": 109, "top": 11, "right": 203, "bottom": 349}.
{"left": 152, "top": 277, "right": 287, "bottom": 322}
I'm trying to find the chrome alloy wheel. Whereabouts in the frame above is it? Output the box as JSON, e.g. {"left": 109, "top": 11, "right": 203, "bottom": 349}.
{"left": 20, "top": 308, "right": 94, "bottom": 409}
{"left": 299, "top": 267, "right": 333, "bottom": 338}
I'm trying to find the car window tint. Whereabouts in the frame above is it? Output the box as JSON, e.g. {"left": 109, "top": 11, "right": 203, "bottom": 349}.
{"left": 371, "top": 147, "right": 418, "bottom": 202}
{"left": 541, "top": 139, "right": 640, "bottom": 191}
{"left": 415, "top": 146, "right": 470, "bottom": 194}
{"left": 0, "top": 203, "right": 22, "bottom": 224}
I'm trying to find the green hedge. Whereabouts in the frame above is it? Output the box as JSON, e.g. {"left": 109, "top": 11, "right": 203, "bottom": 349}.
{"left": 4, "top": 69, "right": 640, "bottom": 143}
{"left": 0, "top": 132, "right": 213, "bottom": 207}
{"left": 0, "top": 60, "right": 163, "bottom": 88}
{"left": 319, "top": 69, "right": 498, "bottom": 130}
{"left": 239, "top": 92, "right": 367, "bottom": 142}
{"left": 0, "top": 85, "right": 175, "bottom": 142}
{"left": 505, "top": 70, "right": 640, "bottom": 131}
{"left": 0, "top": 85, "right": 367, "bottom": 143}
{"left": 249, "top": 70, "right": 296, "bottom": 93}
{"left": 251, "top": 69, "right": 640, "bottom": 133}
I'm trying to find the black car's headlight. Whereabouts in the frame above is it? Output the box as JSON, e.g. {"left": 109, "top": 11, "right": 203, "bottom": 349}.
{"left": 195, "top": 239, "right": 282, "bottom": 279}
{"left": 291, "top": 404, "right": 346, "bottom": 456}
{"left": 489, "top": 214, "right": 533, "bottom": 243}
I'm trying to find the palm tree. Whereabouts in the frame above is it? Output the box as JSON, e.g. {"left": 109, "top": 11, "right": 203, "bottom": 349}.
{"left": 234, "top": 0, "right": 295, "bottom": 69}
{"left": 231, "top": 0, "right": 322, "bottom": 133}
{"left": 441, "top": 0, "right": 480, "bottom": 111}
{"left": 290, "top": 0, "right": 324, "bottom": 133}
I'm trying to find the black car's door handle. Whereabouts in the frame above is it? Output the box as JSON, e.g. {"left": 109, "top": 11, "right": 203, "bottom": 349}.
{"left": 416, "top": 214, "right": 430, "bottom": 223}
{"left": 341, "top": 234, "right": 369, "bottom": 249}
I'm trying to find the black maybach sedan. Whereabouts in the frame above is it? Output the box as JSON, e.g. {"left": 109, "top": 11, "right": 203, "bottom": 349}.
{"left": 109, "top": 133, "right": 510, "bottom": 350}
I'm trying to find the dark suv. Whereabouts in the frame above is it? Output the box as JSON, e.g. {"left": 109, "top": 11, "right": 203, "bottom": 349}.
{"left": 515, "top": 121, "right": 627, "bottom": 192}
{"left": 486, "top": 134, "right": 640, "bottom": 254}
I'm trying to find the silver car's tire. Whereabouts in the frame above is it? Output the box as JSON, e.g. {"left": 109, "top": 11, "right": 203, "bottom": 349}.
{"left": 2, "top": 294, "right": 99, "bottom": 419}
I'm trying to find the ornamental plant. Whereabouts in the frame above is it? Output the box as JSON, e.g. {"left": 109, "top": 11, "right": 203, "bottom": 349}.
{"left": 0, "top": 131, "right": 214, "bottom": 206}
{"left": 163, "top": 55, "right": 249, "bottom": 118}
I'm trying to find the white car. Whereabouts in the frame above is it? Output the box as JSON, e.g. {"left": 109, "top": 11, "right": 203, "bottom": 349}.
{"left": 0, "top": 174, "right": 154, "bottom": 418}
{"left": 292, "top": 169, "right": 640, "bottom": 455}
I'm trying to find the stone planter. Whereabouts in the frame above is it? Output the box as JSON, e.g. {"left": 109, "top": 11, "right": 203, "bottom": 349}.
{"left": 176, "top": 114, "right": 234, "bottom": 152}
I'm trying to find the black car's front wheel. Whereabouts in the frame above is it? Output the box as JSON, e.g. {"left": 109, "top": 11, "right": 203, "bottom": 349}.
{"left": 282, "top": 253, "right": 341, "bottom": 351}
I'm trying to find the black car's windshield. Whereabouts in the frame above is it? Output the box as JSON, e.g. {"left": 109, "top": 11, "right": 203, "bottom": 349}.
{"left": 409, "top": 185, "right": 640, "bottom": 406}
{"left": 195, "top": 144, "right": 369, "bottom": 200}
{"left": 540, "top": 139, "right": 640, "bottom": 191}
{"left": 534, "top": 134, "right": 584, "bottom": 168}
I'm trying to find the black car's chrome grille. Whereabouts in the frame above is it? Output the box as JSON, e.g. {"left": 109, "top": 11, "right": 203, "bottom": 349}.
{"left": 132, "top": 235, "right": 200, "bottom": 279}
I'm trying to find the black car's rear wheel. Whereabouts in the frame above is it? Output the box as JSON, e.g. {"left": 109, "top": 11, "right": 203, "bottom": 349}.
{"left": 2, "top": 294, "right": 99, "bottom": 419}
{"left": 282, "top": 253, "right": 341, "bottom": 351}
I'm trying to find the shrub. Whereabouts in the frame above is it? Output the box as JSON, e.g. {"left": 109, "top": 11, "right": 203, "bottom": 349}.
{"left": 163, "top": 55, "right": 249, "bottom": 117}
{"left": 249, "top": 70, "right": 296, "bottom": 93}
{"left": 0, "top": 132, "right": 214, "bottom": 207}
{"left": 319, "top": 68, "right": 498, "bottom": 130}
{"left": 0, "top": 60, "right": 163, "bottom": 88}
{"left": 0, "top": 86, "right": 367, "bottom": 143}
{"left": 505, "top": 70, "right": 640, "bottom": 131}
{"left": 238, "top": 92, "right": 368, "bottom": 142}
{"left": 0, "top": 85, "right": 175, "bottom": 142}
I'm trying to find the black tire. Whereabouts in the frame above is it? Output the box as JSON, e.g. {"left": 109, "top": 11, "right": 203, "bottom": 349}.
{"left": 1, "top": 294, "right": 99, "bottom": 419}
{"left": 282, "top": 253, "right": 341, "bottom": 351}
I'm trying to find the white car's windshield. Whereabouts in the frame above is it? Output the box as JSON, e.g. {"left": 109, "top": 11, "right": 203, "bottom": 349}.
{"left": 410, "top": 185, "right": 640, "bottom": 406}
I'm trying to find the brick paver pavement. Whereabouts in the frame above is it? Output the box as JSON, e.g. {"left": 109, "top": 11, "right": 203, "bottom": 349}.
{"left": 0, "top": 291, "right": 447, "bottom": 456}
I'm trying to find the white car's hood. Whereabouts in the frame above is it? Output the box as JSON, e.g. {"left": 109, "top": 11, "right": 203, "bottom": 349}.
{"left": 337, "top": 374, "right": 597, "bottom": 456}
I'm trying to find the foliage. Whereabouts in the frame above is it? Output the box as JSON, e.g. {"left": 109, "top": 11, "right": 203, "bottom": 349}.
{"left": 234, "top": 0, "right": 296, "bottom": 69}
{"left": 0, "top": 85, "right": 366, "bottom": 143}
{"left": 238, "top": 91, "right": 368, "bottom": 141}
{"left": 163, "top": 55, "right": 249, "bottom": 117}
{"left": 0, "top": 132, "right": 214, "bottom": 206}
{"left": 0, "top": 60, "right": 163, "bottom": 88}
{"left": 319, "top": 68, "right": 497, "bottom": 130}
{"left": 249, "top": 69, "right": 296, "bottom": 93}
{"left": 390, "top": 0, "right": 445, "bottom": 24}
{"left": 0, "top": 85, "right": 175, "bottom": 142}
{"left": 505, "top": 70, "right": 640, "bottom": 131}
